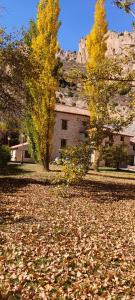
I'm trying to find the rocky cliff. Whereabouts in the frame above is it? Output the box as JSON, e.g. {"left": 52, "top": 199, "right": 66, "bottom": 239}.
{"left": 58, "top": 31, "right": 135, "bottom": 69}
{"left": 57, "top": 30, "right": 134, "bottom": 107}
{"left": 77, "top": 31, "right": 135, "bottom": 68}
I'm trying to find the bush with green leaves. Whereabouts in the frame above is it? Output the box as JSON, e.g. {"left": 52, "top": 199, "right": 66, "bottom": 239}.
{"left": 61, "top": 142, "right": 92, "bottom": 184}
{"left": 0, "top": 144, "right": 11, "bottom": 168}
{"left": 103, "top": 144, "right": 128, "bottom": 170}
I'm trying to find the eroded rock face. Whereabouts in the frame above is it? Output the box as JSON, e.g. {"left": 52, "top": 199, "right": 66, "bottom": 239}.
{"left": 76, "top": 38, "right": 87, "bottom": 64}
{"left": 57, "top": 31, "right": 135, "bottom": 134}
{"left": 58, "top": 31, "right": 135, "bottom": 67}
{"left": 76, "top": 31, "right": 135, "bottom": 66}
{"left": 106, "top": 31, "right": 135, "bottom": 55}
{"left": 57, "top": 49, "right": 77, "bottom": 62}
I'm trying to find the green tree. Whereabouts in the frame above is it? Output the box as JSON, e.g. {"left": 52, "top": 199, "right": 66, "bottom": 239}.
{"left": 27, "top": 0, "right": 60, "bottom": 170}
{"left": 103, "top": 144, "right": 128, "bottom": 170}
{"left": 24, "top": 112, "right": 39, "bottom": 161}
{"left": 0, "top": 143, "right": 11, "bottom": 168}
{"left": 0, "top": 29, "right": 31, "bottom": 135}
{"left": 23, "top": 21, "right": 39, "bottom": 161}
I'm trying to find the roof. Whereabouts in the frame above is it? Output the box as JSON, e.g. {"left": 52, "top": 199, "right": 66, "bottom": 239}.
{"left": 55, "top": 104, "right": 90, "bottom": 117}
{"left": 103, "top": 125, "right": 134, "bottom": 138}
{"left": 11, "top": 142, "right": 28, "bottom": 149}
{"left": 113, "top": 131, "right": 134, "bottom": 138}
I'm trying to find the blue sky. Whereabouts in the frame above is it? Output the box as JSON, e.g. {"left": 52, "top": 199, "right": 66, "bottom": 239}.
{"left": 0, "top": 0, "right": 134, "bottom": 51}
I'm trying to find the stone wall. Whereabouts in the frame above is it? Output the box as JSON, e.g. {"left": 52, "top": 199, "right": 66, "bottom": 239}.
{"left": 52, "top": 108, "right": 135, "bottom": 161}
{"left": 51, "top": 111, "right": 89, "bottom": 160}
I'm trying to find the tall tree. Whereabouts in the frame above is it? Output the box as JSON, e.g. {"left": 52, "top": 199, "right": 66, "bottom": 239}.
{"left": 0, "top": 30, "right": 30, "bottom": 134}
{"left": 27, "top": 0, "right": 60, "bottom": 170}
{"left": 85, "top": 0, "right": 108, "bottom": 170}
{"left": 87, "top": 0, "right": 108, "bottom": 69}
{"left": 85, "top": 0, "right": 134, "bottom": 170}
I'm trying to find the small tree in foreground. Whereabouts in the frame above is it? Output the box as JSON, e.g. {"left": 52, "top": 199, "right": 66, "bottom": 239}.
{"left": 103, "top": 144, "right": 128, "bottom": 170}
{"left": 61, "top": 142, "right": 92, "bottom": 185}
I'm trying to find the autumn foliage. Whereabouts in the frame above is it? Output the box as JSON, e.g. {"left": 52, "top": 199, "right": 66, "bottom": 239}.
{"left": 27, "top": 0, "right": 60, "bottom": 170}
{"left": 85, "top": 0, "right": 134, "bottom": 170}
{"left": 86, "top": 0, "right": 107, "bottom": 70}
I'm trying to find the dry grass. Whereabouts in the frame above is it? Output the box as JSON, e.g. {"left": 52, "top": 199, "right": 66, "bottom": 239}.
{"left": 0, "top": 164, "right": 135, "bottom": 299}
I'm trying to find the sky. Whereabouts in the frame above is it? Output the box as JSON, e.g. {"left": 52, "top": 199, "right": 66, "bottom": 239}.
{"left": 0, "top": 0, "right": 134, "bottom": 51}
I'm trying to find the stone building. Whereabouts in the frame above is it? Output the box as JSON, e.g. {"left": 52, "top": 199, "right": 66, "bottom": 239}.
{"left": 51, "top": 104, "right": 89, "bottom": 159}
{"left": 11, "top": 104, "right": 89, "bottom": 163}
{"left": 11, "top": 142, "right": 32, "bottom": 164}
{"left": 11, "top": 104, "right": 135, "bottom": 166}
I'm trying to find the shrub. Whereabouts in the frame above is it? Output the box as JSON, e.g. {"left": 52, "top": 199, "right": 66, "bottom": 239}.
{"left": 0, "top": 144, "right": 11, "bottom": 168}
{"left": 61, "top": 142, "right": 92, "bottom": 184}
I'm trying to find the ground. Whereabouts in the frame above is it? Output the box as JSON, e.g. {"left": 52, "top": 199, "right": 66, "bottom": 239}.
{"left": 0, "top": 164, "right": 135, "bottom": 300}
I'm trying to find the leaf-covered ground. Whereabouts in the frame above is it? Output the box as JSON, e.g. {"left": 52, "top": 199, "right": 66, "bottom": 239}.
{"left": 0, "top": 165, "right": 135, "bottom": 299}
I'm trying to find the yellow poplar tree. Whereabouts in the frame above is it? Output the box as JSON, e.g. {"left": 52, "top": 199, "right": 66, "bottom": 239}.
{"left": 87, "top": 0, "right": 107, "bottom": 69}
{"left": 85, "top": 0, "right": 108, "bottom": 170}
{"left": 85, "top": 0, "right": 134, "bottom": 171}
{"left": 29, "top": 0, "right": 60, "bottom": 170}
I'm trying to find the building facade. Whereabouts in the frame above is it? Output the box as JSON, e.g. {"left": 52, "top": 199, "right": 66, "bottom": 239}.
{"left": 11, "top": 104, "right": 135, "bottom": 166}
{"left": 51, "top": 104, "right": 89, "bottom": 160}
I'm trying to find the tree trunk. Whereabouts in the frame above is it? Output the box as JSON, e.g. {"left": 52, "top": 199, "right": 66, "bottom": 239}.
{"left": 41, "top": 141, "right": 50, "bottom": 171}
{"left": 116, "top": 162, "right": 120, "bottom": 171}
{"left": 93, "top": 149, "right": 101, "bottom": 172}
{"left": 43, "top": 143, "right": 50, "bottom": 171}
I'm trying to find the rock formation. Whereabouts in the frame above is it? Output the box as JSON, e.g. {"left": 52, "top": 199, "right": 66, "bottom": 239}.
{"left": 77, "top": 31, "right": 135, "bottom": 68}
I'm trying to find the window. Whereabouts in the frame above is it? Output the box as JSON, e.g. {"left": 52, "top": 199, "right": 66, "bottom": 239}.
{"left": 25, "top": 150, "right": 31, "bottom": 159}
{"left": 121, "top": 136, "right": 124, "bottom": 142}
{"left": 109, "top": 136, "right": 114, "bottom": 144}
{"left": 61, "top": 139, "right": 67, "bottom": 149}
{"left": 62, "top": 120, "right": 68, "bottom": 130}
